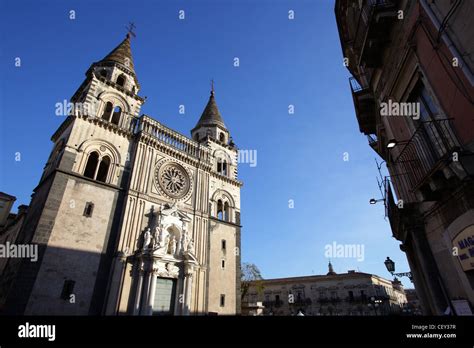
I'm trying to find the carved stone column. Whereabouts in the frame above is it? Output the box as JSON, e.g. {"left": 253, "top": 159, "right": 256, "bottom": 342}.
{"left": 132, "top": 263, "right": 145, "bottom": 315}
{"left": 182, "top": 263, "right": 195, "bottom": 315}
{"left": 139, "top": 271, "right": 150, "bottom": 315}
{"left": 146, "top": 268, "right": 158, "bottom": 316}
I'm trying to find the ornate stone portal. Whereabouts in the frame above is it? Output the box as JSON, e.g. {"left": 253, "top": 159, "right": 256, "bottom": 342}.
{"left": 131, "top": 203, "right": 199, "bottom": 315}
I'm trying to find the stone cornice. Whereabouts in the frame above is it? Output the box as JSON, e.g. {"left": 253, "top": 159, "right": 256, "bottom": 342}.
{"left": 94, "top": 73, "right": 145, "bottom": 102}
{"left": 209, "top": 171, "right": 243, "bottom": 188}
{"left": 34, "top": 166, "right": 123, "bottom": 194}
{"left": 248, "top": 272, "right": 379, "bottom": 285}
{"left": 81, "top": 114, "right": 136, "bottom": 138}
{"left": 51, "top": 116, "right": 74, "bottom": 142}
{"left": 89, "top": 61, "right": 141, "bottom": 91}
{"left": 205, "top": 135, "right": 238, "bottom": 151}
{"left": 125, "top": 189, "right": 207, "bottom": 216}
{"left": 51, "top": 114, "right": 137, "bottom": 143}
{"left": 209, "top": 216, "right": 242, "bottom": 228}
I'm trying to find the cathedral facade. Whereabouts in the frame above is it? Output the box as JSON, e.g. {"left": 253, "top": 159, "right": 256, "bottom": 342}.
{"left": 0, "top": 34, "right": 242, "bottom": 315}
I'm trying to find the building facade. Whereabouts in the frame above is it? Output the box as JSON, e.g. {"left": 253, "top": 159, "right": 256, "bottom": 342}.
{"left": 335, "top": 0, "right": 474, "bottom": 314}
{"left": 0, "top": 34, "right": 242, "bottom": 315}
{"left": 242, "top": 264, "right": 407, "bottom": 316}
{"left": 0, "top": 193, "right": 28, "bottom": 288}
{"left": 404, "top": 288, "right": 423, "bottom": 315}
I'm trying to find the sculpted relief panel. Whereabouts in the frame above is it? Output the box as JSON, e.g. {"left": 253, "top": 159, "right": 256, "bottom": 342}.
{"left": 139, "top": 203, "right": 198, "bottom": 264}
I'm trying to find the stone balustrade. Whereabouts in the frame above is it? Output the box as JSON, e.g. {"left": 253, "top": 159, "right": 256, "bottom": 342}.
{"left": 138, "top": 115, "right": 210, "bottom": 162}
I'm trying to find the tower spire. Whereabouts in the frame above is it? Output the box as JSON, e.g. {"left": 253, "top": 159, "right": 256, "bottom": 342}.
{"left": 91, "top": 32, "right": 140, "bottom": 89}
{"left": 193, "top": 82, "right": 227, "bottom": 131}
{"left": 191, "top": 81, "right": 230, "bottom": 143}
{"left": 97, "top": 34, "right": 136, "bottom": 75}
{"left": 327, "top": 260, "right": 336, "bottom": 275}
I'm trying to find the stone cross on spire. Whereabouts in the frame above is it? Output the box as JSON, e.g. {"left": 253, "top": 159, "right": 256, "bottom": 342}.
{"left": 126, "top": 22, "right": 136, "bottom": 39}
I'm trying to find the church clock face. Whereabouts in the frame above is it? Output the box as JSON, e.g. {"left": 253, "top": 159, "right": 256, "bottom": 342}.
{"left": 155, "top": 162, "right": 191, "bottom": 199}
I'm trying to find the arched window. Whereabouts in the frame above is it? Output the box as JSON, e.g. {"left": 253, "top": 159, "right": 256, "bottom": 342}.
{"left": 84, "top": 152, "right": 99, "bottom": 179}
{"left": 217, "top": 158, "right": 228, "bottom": 176}
{"left": 96, "top": 156, "right": 110, "bottom": 182}
{"left": 224, "top": 202, "right": 230, "bottom": 222}
{"left": 219, "top": 133, "right": 225, "bottom": 143}
{"left": 100, "top": 69, "right": 107, "bottom": 78}
{"left": 217, "top": 200, "right": 223, "bottom": 220}
{"left": 111, "top": 106, "right": 121, "bottom": 125}
{"left": 222, "top": 160, "right": 228, "bottom": 176}
{"left": 102, "top": 102, "right": 113, "bottom": 121}
{"left": 83, "top": 152, "right": 112, "bottom": 183}
{"left": 116, "top": 75, "right": 126, "bottom": 87}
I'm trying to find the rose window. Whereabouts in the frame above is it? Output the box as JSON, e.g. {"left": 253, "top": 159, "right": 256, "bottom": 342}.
{"left": 156, "top": 163, "right": 190, "bottom": 199}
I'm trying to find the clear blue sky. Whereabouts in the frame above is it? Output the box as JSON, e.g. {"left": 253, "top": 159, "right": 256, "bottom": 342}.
{"left": 0, "top": 0, "right": 411, "bottom": 287}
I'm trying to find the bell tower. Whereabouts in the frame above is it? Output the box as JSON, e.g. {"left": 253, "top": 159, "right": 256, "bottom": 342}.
{"left": 73, "top": 33, "right": 143, "bottom": 132}
{"left": 1, "top": 34, "right": 243, "bottom": 316}
{"left": 2, "top": 34, "right": 145, "bottom": 315}
{"left": 192, "top": 85, "right": 243, "bottom": 314}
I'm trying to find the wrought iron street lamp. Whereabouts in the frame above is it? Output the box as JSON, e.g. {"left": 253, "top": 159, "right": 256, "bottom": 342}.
{"left": 384, "top": 257, "right": 395, "bottom": 273}
{"left": 369, "top": 198, "right": 384, "bottom": 205}
{"left": 384, "top": 257, "right": 413, "bottom": 282}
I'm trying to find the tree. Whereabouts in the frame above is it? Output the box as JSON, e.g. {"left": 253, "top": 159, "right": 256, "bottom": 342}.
{"left": 240, "top": 262, "right": 263, "bottom": 300}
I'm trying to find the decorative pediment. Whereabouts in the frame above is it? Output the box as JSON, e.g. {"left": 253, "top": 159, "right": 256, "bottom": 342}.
{"left": 183, "top": 250, "right": 199, "bottom": 264}
{"left": 160, "top": 203, "right": 191, "bottom": 222}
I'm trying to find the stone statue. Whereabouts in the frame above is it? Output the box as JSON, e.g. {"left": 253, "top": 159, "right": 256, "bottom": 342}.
{"left": 159, "top": 228, "right": 169, "bottom": 249}
{"left": 187, "top": 239, "right": 195, "bottom": 254}
{"left": 169, "top": 236, "right": 177, "bottom": 255}
{"left": 181, "top": 229, "right": 189, "bottom": 252}
{"left": 153, "top": 226, "right": 161, "bottom": 248}
{"left": 143, "top": 228, "right": 152, "bottom": 250}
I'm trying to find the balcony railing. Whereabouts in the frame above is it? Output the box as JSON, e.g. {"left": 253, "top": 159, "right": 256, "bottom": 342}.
{"left": 394, "top": 118, "right": 460, "bottom": 192}
{"left": 352, "top": 0, "right": 399, "bottom": 68}
{"left": 349, "top": 77, "right": 376, "bottom": 135}
{"left": 138, "top": 115, "right": 210, "bottom": 163}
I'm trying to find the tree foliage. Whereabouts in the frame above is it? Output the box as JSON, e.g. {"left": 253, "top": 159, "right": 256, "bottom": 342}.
{"left": 241, "top": 262, "right": 263, "bottom": 300}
